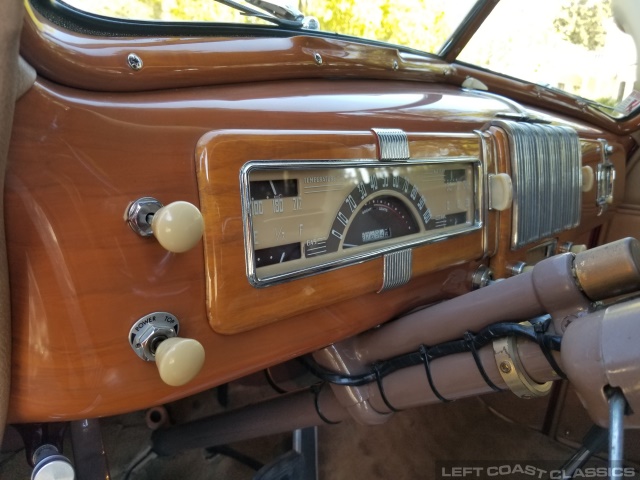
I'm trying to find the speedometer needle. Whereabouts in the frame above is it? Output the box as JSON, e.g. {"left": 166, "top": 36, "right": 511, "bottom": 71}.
{"left": 270, "top": 180, "right": 277, "bottom": 197}
{"left": 280, "top": 252, "right": 286, "bottom": 263}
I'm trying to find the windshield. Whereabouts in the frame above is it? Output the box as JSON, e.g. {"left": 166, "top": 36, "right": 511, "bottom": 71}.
{"left": 458, "top": 0, "right": 637, "bottom": 117}
{"left": 61, "top": 0, "right": 480, "bottom": 55}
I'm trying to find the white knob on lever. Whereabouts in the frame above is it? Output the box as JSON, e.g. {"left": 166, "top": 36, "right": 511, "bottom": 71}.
{"left": 151, "top": 201, "right": 204, "bottom": 253}
{"left": 126, "top": 197, "right": 204, "bottom": 253}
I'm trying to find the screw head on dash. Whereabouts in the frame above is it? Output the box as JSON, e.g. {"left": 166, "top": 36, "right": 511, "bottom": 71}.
{"left": 127, "top": 53, "right": 143, "bottom": 71}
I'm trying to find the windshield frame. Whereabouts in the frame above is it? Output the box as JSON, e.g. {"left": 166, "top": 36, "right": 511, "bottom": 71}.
{"left": 36, "top": 0, "right": 304, "bottom": 38}
{"left": 40, "top": 0, "right": 487, "bottom": 59}
{"left": 28, "top": 0, "right": 640, "bottom": 126}
{"left": 438, "top": 0, "right": 498, "bottom": 61}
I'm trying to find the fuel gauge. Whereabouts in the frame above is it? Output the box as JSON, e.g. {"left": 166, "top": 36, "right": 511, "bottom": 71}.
{"left": 255, "top": 242, "right": 302, "bottom": 268}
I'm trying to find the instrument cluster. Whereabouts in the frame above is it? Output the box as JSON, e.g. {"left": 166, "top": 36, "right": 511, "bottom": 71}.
{"left": 241, "top": 160, "right": 482, "bottom": 286}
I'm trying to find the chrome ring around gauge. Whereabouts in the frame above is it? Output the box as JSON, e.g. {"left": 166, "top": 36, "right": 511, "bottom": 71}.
{"left": 240, "top": 160, "right": 481, "bottom": 287}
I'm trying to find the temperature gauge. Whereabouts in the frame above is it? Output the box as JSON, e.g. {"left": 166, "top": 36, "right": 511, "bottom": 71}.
{"left": 250, "top": 179, "right": 298, "bottom": 200}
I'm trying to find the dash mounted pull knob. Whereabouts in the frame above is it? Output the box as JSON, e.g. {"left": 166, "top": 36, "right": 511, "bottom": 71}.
{"left": 488, "top": 173, "right": 513, "bottom": 211}
{"left": 129, "top": 312, "right": 205, "bottom": 387}
{"left": 155, "top": 337, "right": 205, "bottom": 387}
{"left": 126, "top": 197, "right": 204, "bottom": 253}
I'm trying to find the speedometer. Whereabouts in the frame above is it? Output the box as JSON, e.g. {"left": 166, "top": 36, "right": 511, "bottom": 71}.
{"left": 241, "top": 160, "right": 481, "bottom": 287}
{"left": 341, "top": 196, "right": 419, "bottom": 249}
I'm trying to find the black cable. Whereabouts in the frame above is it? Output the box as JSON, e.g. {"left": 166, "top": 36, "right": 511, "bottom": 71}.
{"left": 298, "top": 355, "right": 377, "bottom": 386}
{"left": 299, "top": 321, "right": 557, "bottom": 387}
{"left": 464, "top": 331, "right": 503, "bottom": 392}
{"left": 299, "top": 320, "right": 564, "bottom": 407}
{"left": 529, "top": 315, "right": 562, "bottom": 351}
{"left": 545, "top": 335, "right": 563, "bottom": 351}
{"left": 414, "top": 322, "right": 541, "bottom": 362}
{"left": 419, "top": 344, "right": 452, "bottom": 403}
{"left": 264, "top": 369, "right": 289, "bottom": 394}
{"left": 373, "top": 364, "right": 402, "bottom": 412}
{"left": 312, "top": 384, "right": 341, "bottom": 425}
{"left": 534, "top": 323, "right": 567, "bottom": 379}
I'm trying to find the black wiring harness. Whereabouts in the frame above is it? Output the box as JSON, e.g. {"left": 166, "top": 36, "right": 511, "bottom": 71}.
{"left": 301, "top": 316, "right": 564, "bottom": 413}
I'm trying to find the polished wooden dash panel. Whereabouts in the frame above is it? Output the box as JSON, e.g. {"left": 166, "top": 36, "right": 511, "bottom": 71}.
{"left": 6, "top": 77, "right": 508, "bottom": 422}
{"left": 196, "top": 131, "right": 485, "bottom": 334}
{"left": 6, "top": 1, "right": 634, "bottom": 426}
{"left": 4, "top": 79, "right": 624, "bottom": 421}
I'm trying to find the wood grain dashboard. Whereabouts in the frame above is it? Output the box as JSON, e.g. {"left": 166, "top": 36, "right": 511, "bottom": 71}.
{"left": 197, "top": 130, "right": 486, "bottom": 334}
{"left": 5, "top": 9, "right": 628, "bottom": 422}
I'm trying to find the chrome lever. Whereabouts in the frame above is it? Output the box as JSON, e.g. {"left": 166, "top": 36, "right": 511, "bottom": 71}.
{"left": 608, "top": 389, "right": 627, "bottom": 480}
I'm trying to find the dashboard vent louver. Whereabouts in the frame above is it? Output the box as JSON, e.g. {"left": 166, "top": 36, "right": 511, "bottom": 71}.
{"left": 494, "top": 120, "right": 582, "bottom": 250}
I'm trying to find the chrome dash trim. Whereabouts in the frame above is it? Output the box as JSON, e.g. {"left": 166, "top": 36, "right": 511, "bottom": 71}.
{"left": 379, "top": 249, "right": 412, "bottom": 292}
{"left": 492, "top": 120, "right": 581, "bottom": 250}
{"left": 596, "top": 139, "right": 615, "bottom": 215}
{"left": 372, "top": 128, "right": 410, "bottom": 161}
{"left": 240, "top": 158, "right": 483, "bottom": 288}
{"left": 475, "top": 130, "right": 494, "bottom": 258}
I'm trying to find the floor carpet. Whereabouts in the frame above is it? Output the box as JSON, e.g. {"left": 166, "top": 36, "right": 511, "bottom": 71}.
{"left": 1, "top": 386, "right": 629, "bottom": 479}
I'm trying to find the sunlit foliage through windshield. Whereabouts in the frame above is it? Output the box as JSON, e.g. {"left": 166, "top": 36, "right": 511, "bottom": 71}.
{"left": 63, "top": 0, "right": 477, "bottom": 54}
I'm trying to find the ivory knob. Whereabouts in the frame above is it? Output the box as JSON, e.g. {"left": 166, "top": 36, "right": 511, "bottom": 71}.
{"left": 155, "top": 337, "right": 205, "bottom": 387}
{"left": 581, "top": 165, "right": 595, "bottom": 192}
{"left": 151, "top": 201, "right": 204, "bottom": 253}
{"left": 569, "top": 244, "right": 587, "bottom": 254}
{"left": 488, "top": 173, "right": 513, "bottom": 211}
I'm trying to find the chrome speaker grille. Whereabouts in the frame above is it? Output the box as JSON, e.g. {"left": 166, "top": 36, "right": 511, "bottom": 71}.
{"left": 494, "top": 121, "right": 582, "bottom": 249}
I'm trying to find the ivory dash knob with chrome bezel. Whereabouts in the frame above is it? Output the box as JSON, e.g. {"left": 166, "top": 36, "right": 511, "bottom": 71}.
{"left": 128, "top": 312, "right": 205, "bottom": 387}
{"left": 125, "top": 197, "right": 204, "bottom": 253}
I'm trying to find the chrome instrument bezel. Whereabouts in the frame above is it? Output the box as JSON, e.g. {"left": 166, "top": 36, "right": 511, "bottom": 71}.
{"left": 240, "top": 157, "right": 484, "bottom": 288}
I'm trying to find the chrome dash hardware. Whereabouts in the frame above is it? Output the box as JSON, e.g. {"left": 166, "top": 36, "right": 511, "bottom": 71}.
{"left": 372, "top": 128, "right": 410, "bottom": 161}
{"left": 128, "top": 312, "right": 180, "bottom": 361}
{"left": 493, "top": 120, "right": 581, "bottom": 250}
{"left": 126, "top": 197, "right": 163, "bottom": 237}
{"left": 596, "top": 139, "right": 615, "bottom": 215}
{"left": 379, "top": 249, "right": 412, "bottom": 292}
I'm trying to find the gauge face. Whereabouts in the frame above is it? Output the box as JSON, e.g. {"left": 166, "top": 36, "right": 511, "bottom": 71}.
{"left": 341, "top": 196, "right": 418, "bottom": 249}
{"left": 242, "top": 161, "right": 480, "bottom": 286}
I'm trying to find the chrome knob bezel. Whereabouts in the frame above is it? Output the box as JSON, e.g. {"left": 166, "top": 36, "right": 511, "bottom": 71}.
{"left": 128, "top": 312, "right": 180, "bottom": 361}
{"left": 125, "top": 197, "right": 163, "bottom": 237}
